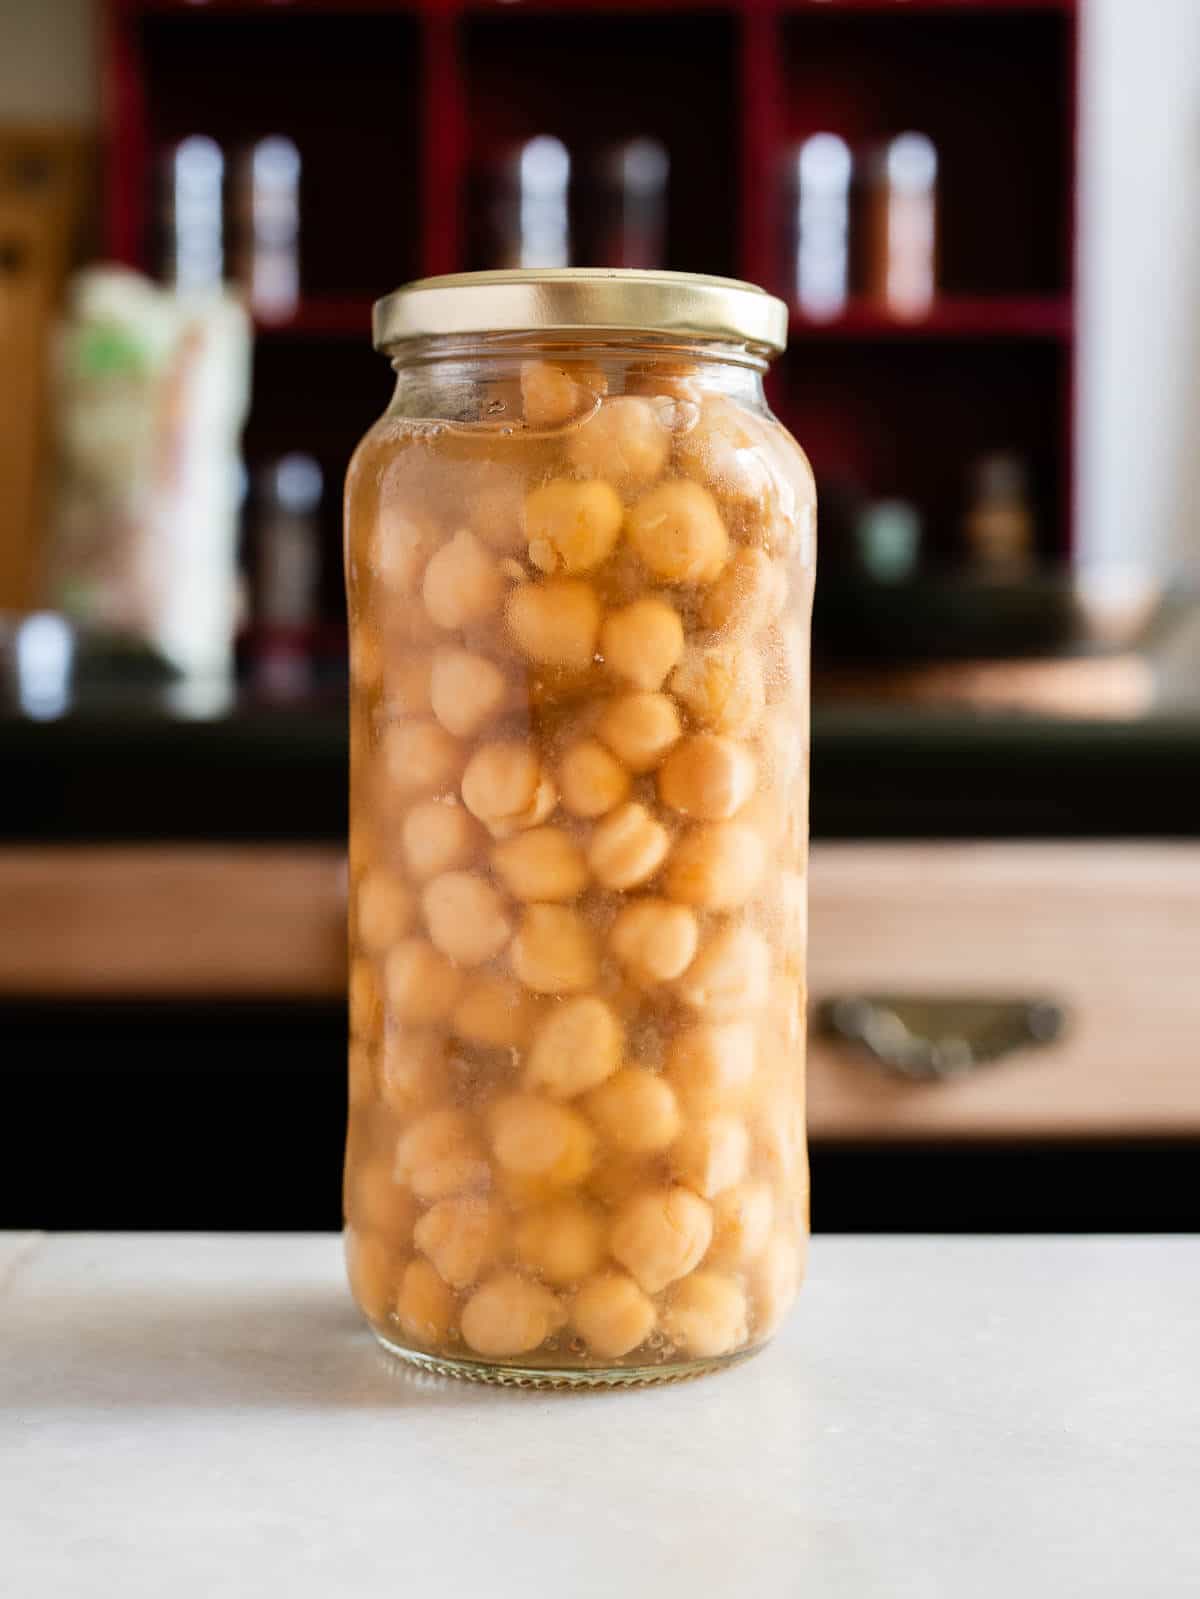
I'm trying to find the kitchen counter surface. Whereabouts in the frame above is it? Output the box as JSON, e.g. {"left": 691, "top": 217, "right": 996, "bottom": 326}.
{"left": 4, "top": 1232, "right": 1198, "bottom": 1597}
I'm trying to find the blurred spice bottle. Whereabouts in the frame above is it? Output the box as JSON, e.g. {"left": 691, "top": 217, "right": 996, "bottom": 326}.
{"left": 585, "top": 137, "right": 669, "bottom": 269}
{"left": 162, "top": 135, "right": 225, "bottom": 292}
{"left": 234, "top": 136, "right": 301, "bottom": 323}
{"left": 476, "top": 135, "right": 571, "bottom": 269}
{"left": 785, "top": 133, "right": 853, "bottom": 321}
{"left": 963, "top": 453, "right": 1035, "bottom": 576}
{"left": 859, "top": 132, "right": 938, "bottom": 319}
{"left": 253, "top": 453, "right": 323, "bottom": 697}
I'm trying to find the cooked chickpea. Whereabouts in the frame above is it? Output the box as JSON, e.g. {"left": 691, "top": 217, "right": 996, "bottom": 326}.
{"left": 421, "top": 528, "right": 504, "bottom": 631}
{"left": 595, "top": 691, "right": 681, "bottom": 773}
{"left": 356, "top": 867, "right": 415, "bottom": 953}
{"left": 600, "top": 598, "right": 684, "bottom": 691}
{"left": 664, "top": 1272, "right": 749, "bottom": 1359}
{"left": 461, "top": 741, "right": 558, "bottom": 838}
{"left": 558, "top": 738, "right": 630, "bottom": 818}
{"left": 708, "top": 1181, "right": 774, "bottom": 1268}
{"left": 525, "top": 478, "right": 623, "bottom": 575}
{"left": 383, "top": 937, "right": 465, "bottom": 1024}
{"left": 669, "top": 645, "right": 765, "bottom": 734}
{"left": 505, "top": 578, "right": 601, "bottom": 672}
{"left": 489, "top": 1094, "right": 595, "bottom": 1188}
{"left": 610, "top": 1185, "right": 713, "bottom": 1295}
{"left": 675, "top": 923, "right": 770, "bottom": 1018}
{"left": 513, "top": 1199, "right": 606, "bottom": 1287}
{"left": 700, "top": 546, "right": 787, "bottom": 635}
{"left": 608, "top": 899, "right": 698, "bottom": 985}
{"left": 526, "top": 994, "right": 622, "bottom": 1097}
{"left": 466, "top": 464, "right": 526, "bottom": 554}
{"left": 587, "top": 801, "right": 671, "bottom": 891}
{"left": 381, "top": 720, "right": 464, "bottom": 801}
{"left": 351, "top": 1156, "right": 416, "bottom": 1239}
{"left": 379, "top": 1028, "right": 444, "bottom": 1115}
{"left": 345, "top": 1229, "right": 396, "bottom": 1325}
{"left": 572, "top": 1271, "right": 657, "bottom": 1359}
{"left": 753, "top": 1232, "right": 804, "bottom": 1337}
{"left": 666, "top": 1020, "right": 758, "bottom": 1113}
{"left": 665, "top": 821, "right": 766, "bottom": 910}
{"left": 491, "top": 827, "right": 588, "bottom": 902}
{"left": 669, "top": 1114, "right": 749, "bottom": 1198}
{"left": 429, "top": 647, "right": 509, "bottom": 739}
{"left": 393, "top": 1107, "right": 491, "bottom": 1203}
{"left": 675, "top": 395, "right": 774, "bottom": 511}
{"left": 374, "top": 504, "right": 441, "bottom": 598}
{"left": 395, "top": 1257, "right": 455, "bottom": 1347}
{"left": 521, "top": 359, "right": 597, "bottom": 427}
{"left": 413, "top": 1194, "right": 505, "bottom": 1289}
{"left": 348, "top": 957, "right": 381, "bottom": 1039}
{"left": 586, "top": 1067, "right": 681, "bottom": 1155}
{"left": 460, "top": 1271, "right": 565, "bottom": 1358}
{"left": 658, "top": 734, "right": 757, "bottom": 821}
{"left": 421, "top": 871, "right": 512, "bottom": 967}
{"left": 401, "top": 797, "right": 481, "bottom": 881}
{"left": 384, "top": 652, "right": 433, "bottom": 716}
{"left": 565, "top": 396, "right": 670, "bottom": 493}
{"left": 626, "top": 480, "right": 729, "bottom": 584}
{"left": 452, "top": 973, "right": 539, "bottom": 1050}
{"left": 510, "top": 904, "right": 598, "bottom": 994}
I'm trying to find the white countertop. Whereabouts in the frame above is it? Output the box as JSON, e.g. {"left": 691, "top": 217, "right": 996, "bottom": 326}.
{"left": 3, "top": 1232, "right": 1198, "bottom": 1597}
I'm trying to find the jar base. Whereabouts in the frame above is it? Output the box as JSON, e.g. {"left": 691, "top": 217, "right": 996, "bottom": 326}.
{"left": 371, "top": 1327, "right": 764, "bottom": 1389}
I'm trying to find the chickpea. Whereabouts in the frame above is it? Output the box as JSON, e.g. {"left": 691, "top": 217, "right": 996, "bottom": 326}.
{"left": 753, "top": 1232, "right": 804, "bottom": 1337}
{"left": 510, "top": 904, "right": 598, "bottom": 994}
{"left": 401, "top": 797, "right": 481, "bottom": 881}
{"left": 525, "top": 994, "right": 622, "bottom": 1099}
{"left": 600, "top": 598, "right": 684, "bottom": 691}
{"left": 379, "top": 1028, "right": 445, "bottom": 1116}
{"left": 381, "top": 720, "right": 464, "bottom": 801}
{"left": 558, "top": 738, "right": 630, "bottom": 819}
{"left": 421, "top": 528, "right": 504, "bottom": 631}
{"left": 664, "top": 1272, "right": 749, "bottom": 1359}
{"left": 664, "top": 821, "right": 766, "bottom": 910}
{"left": 657, "top": 733, "right": 757, "bottom": 822}
{"left": 565, "top": 396, "right": 671, "bottom": 493}
{"left": 374, "top": 504, "right": 441, "bottom": 598}
{"left": 586, "top": 1067, "right": 681, "bottom": 1155}
{"left": 595, "top": 692, "right": 681, "bottom": 773}
{"left": 491, "top": 827, "right": 588, "bottom": 902}
{"left": 675, "top": 395, "right": 774, "bottom": 512}
{"left": 572, "top": 1271, "right": 657, "bottom": 1360}
{"left": 505, "top": 577, "right": 601, "bottom": 671}
{"left": 625, "top": 480, "right": 729, "bottom": 584}
{"left": 351, "top": 1156, "right": 417, "bottom": 1239}
{"left": 413, "top": 1194, "right": 505, "bottom": 1290}
{"left": 608, "top": 899, "right": 698, "bottom": 985}
{"left": 344, "top": 1229, "right": 396, "bottom": 1325}
{"left": 429, "top": 647, "right": 509, "bottom": 739}
{"left": 466, "top": 464, "right": 526, "bottom": 555}
{"left": 461, "top": 741, "right": 558, "bottom": 838}
{"left": 489, "top": 1094, "right": 595, "bottom": 1188}
{"left": 521, "top": 359, "right": 597, "bottom": 427}
{"left": 460, "top": 1271, "right": 565, "bottom": 1358}
{"left": 525, "top": 479, "right": 623, "bottom": 576}
{"left": 587, "top": 802, "right": 671, "bottom": 891}
{"left": 708, "top": 1181, "right": 775, "bottom": 1268}
{"left": 585, "top": 1152, "right": 655, "bottom": 1211}
{"left": 666, "top": 1020, "right": 758, "bottom": 1114}
{"left": 394, "top": 1106, "right": 491, "bottom": 1203}
{"left": 348, "top": 957, "right": 381, "bottom": 1039}
{"left": 610, "top": 1185, "right": 713, "bottom": 1295}
{"left": 513, "top": 1199, "right": 606, "bottom": 1287}
{"left": 356, "top": 867, "right": 415, "bottom": 953}
{"left": 675, "top": 923, "right": 770, "bottom": 1018}
{"left": 384, "top": 937, "right": 465, "bottom": 1024}
{"left": 421, "top": 871, "right": 512, "bottom": 967}
{"left": 395, "top": 1257, "right": 455, "bottom": 1347}
{"left": 701, "top": 546, "right": 787, "bottom": 636}
{"left": 383, "top": 652, "right": 433, "bottom": 717}
{"left": 668, "top": 645, "right": 765, "bottom": 734}
{"left": 669, "top": 1114, "right": 749, "bottom": 1198}
{"left": 452, "top": 973, "right": 539, "bottom": 1050}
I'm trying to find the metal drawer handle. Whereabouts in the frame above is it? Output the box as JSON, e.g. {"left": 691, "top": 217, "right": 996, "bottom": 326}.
{"left": 816, "top": 995, "right": 1068, "bottom": 1081}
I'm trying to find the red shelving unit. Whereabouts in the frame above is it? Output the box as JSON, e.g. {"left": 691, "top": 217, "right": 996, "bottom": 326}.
{"left": 102, "top": 0, "right": 1077, "bottom": 602}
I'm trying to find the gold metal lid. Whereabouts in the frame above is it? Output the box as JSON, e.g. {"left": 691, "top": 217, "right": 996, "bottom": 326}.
{"left": 372, "top": 269, "right": 788, "bottom": 357}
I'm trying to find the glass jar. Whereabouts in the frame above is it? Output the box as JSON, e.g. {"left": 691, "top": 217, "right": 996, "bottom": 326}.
{"left": 343, "top": 270, "right": 815, "bottom": 1386}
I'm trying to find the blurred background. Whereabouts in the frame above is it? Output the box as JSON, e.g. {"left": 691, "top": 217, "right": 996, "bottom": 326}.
{"left": 2, "top": 0, "right": 1199, "bottom": 1233}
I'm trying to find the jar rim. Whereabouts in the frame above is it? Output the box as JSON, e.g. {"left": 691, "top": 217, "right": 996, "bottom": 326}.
{"left": 372, "top": 269, "right": 788, "bottom": 359}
